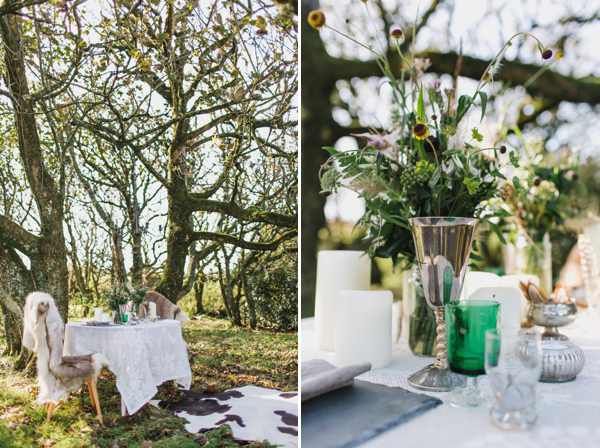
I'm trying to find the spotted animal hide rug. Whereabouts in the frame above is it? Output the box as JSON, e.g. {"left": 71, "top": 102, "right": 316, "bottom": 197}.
{"left": 151, "top": 386, "right": 298, "bottom": 447}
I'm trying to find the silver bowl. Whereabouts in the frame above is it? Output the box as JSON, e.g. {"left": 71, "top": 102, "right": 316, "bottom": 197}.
{"left": 540, "top": 340, "right": 585, "bottom": 382}
{"left": 527, "top": 302, "right": 577, "bottom": 340}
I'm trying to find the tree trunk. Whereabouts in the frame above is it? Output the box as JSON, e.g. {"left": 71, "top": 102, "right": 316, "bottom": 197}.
{"left": 131, "top": 231, "right": 143, "bottom": 287}
{"left": 194, "top": 277, "right": 205, "bottom": 315}
{"left": 111, "top": 231, "right": 128, "bottom": 287}
{"left": 241, "top": 261, "right": 257, "bottom": 329}
{"left": 300, "top": 9, "right": 341, "bottom": 317}
{"left": 0, "top": 10, "right": 69, "bottom": 321}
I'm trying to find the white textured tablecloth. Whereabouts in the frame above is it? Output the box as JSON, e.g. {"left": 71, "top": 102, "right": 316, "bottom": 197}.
{"left": 64, "top": 320, "right": 192, "bottom": 415}
{"left": 301, "top": 308, "right": 600, "bottom": 448}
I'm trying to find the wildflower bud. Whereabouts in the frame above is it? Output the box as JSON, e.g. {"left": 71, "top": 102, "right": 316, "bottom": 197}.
{"left": 391, "top": 29, "right": 404, "bottom": 39}
{"left": 367, "top": 140, "right": 381, "bottom": 149}
{"left": 532, "top": 176, "right": 541, "bottom": 187}
{"left": 500, "top": 145, "right": 507, "bottom": 154}
{"left": 320, "top": 191, "right": 331, "bottom": 197}
{"left": 308, "top": 10, "right": 326, "bottom": 30}
{"left": 541, "top": 49, "right": 553, "bottom": 60}
{"left": 572, "top": 173, "right": 579, "bottom": 181}
{"left": 431, "top": 114, "right": 437, "bottom": 120}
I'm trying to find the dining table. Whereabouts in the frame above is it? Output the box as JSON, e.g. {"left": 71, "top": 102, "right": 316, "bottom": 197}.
{"left": 301, "top": 307, "right": 600, "bottom": 448}
{"left": 64, "top": 319, "right": 192, "bottom": 416}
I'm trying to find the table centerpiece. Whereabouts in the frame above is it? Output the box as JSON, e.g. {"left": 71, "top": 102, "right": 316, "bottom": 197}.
{"left": 309, "top": 4, "right": 554, "bottom": 391}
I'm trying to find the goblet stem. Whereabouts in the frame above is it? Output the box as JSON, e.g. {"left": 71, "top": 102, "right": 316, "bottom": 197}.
{"left": 466, "top": 376, "right": 477, "bottom": 395}
{"left": 433, "top": 308, "right": 448, "bottom": 370}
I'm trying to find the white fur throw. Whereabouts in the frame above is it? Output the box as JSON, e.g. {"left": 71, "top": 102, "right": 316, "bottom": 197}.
{"left": 22, "top": 292, "right": 109, "bottom": 404}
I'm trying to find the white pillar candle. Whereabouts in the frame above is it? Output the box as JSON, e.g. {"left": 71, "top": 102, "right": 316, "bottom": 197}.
{"left": 336, "top": 290, "right": 392, "bottom": 369}
{"left": 94, "top": 307, "right": 103, "bottom": 322}
{"left": 314, "top": 251, "right": 371, "bottom": 351}
{"left": 148, "top": 302, "right": 157, "bottom": 319}
{"left": 102, "top": 313, "right": 110, "bottom": 323}
{"left": 469, "top": 287, "right": 521, "bottom": 329}
{"left": 497, "top": 275, "right": 540, "bottom": 324}
{"left": 460, "top": 271, "right": 500, "bottom": 301}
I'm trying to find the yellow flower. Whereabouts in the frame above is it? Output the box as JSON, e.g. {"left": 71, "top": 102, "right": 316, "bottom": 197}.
{"left": 308, "top": 10, "right": 326, "bottom": 30}
{"left": 556, "top": 50, "right": 564, "bottom": 59}
{"left": 412, "top": 123, "right": 429, "bottom": 140}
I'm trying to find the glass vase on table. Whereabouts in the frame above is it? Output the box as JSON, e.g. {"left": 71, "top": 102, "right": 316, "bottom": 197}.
{"left": 446, "top": 300, "right": 499, "bottom": 408}
{"left": 406, "top": 265, "right": 438, "bottom": 357}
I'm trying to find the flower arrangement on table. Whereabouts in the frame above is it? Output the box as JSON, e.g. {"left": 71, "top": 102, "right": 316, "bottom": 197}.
{"left": 506, "top": 139, "right": 583, "bottom": 244}
{"left": 309, "top": 8, "right": 556, "bottom": 266}
{"left": 106, "top": 284, "right": 148, "bottom": 322}
{"left": 309, "top": 5, "right": 554, "bottom": 355}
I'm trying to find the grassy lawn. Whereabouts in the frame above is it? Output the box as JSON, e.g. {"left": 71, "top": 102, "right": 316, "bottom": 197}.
{"left": 0, "top": 316, "right": 298, "bottom": 447}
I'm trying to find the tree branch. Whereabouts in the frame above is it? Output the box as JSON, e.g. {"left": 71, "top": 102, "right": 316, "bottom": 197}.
{"left": 190, "top": 229, "right": 297, "bottom": 251}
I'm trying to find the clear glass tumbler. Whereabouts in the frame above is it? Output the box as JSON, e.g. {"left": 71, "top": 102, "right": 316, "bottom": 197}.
{"left": 485, "top": 328, "right": 542, "bottom": 430}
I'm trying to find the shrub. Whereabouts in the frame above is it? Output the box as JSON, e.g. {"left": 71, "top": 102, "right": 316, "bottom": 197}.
{"left": 250, "top": 263, "right": 298, "bottom": 331}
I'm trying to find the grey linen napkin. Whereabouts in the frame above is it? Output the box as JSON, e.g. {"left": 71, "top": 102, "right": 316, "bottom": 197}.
{"left": 301, "top": 359, "right": 371, "bottom": 401}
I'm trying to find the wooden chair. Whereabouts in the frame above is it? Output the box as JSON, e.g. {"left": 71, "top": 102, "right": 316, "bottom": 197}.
{"left": 45, "top": 376, "right": 103, "bottom": 425}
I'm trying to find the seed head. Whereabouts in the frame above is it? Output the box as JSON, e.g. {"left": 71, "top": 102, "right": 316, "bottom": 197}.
{"left": 308, "top": 11, "right": 326, "bottom": 30}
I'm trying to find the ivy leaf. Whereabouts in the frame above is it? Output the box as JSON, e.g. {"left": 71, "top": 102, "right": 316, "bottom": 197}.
{"left": 489, "top": 221, "right": 507, "bottom": 244}
{"left": 417, "top": 85, "right": 426, "bottom": 123}
{"left": 477, "top": 91, "right": 488, "bottom": 122}
{"left": 513, "top": 176, "right": 521, "bottom": 190}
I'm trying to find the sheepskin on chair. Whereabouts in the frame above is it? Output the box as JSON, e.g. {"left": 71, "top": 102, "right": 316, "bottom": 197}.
{"left": 139, "top": 291, "right": 189, "bottom": 324}
{"left": 22, "top": 292, "right": 109, "bottom": 404}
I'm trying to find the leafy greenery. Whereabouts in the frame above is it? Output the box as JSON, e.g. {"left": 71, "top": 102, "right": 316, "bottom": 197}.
{"left": 312, "top": 7, "right": 554, "bottom": 265}
{"left": 0, "top": 317, "right": 297, "bottom": 447}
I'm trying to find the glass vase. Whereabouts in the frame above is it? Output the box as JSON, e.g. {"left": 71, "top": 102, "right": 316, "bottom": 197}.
{"left": 515, "top": 231, "right": 553, "bottom": 295}
{"left": 406, "top": 265, "right": 438, "bottom": 357}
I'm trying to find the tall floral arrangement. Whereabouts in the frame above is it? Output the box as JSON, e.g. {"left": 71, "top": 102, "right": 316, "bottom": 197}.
{"left": 308, "top": 6, "right": 554, "bottom": 266}
{"left": 506, "top": 139, "right": 583, "bottom": 243}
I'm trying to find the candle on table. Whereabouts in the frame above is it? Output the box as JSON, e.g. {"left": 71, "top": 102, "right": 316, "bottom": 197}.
{"left": 94, "top": 307, "right": 103, "bottom": 323}
{"left": 468, "top": 287, "right": 521, "bottom": 329}
{"left": 315, "top": 251, "right": 371, "bottom": 351}
{"left": 497, "top": 275, "right": 540, "bottom": 324}
{"left": 460, "top": 271, "right": 500, "bottom": 301}
{"left": 335, "top": 290, "right": 392, "bottom": 369}
{"left": 148, "top": 302, "right": 157, "bottom": 319}
{"left": 102, "top": 313, "right": 110, "bottom": 323}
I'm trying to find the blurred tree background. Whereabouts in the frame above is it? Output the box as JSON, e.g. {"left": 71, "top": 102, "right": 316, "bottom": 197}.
{"left": 0, "top": 0, "right": 298, "bottom": 369}
{"left": 301, "top": 0, "right": 600, "bottom": 317}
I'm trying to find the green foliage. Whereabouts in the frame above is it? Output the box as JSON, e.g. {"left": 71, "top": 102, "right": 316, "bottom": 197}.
{"left": 250, "top": 265, "right": 298, "bottom": 331}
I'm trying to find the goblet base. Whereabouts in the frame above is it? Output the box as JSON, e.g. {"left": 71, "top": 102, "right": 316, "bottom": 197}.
{"left": 447, "top": 385, "right": 492, "bottom": 409}
{"left": 490, "top": 405, "right": 537, "bottom": 430}
{"left": 407, "top": 364, "right": 466, "bottom": 392}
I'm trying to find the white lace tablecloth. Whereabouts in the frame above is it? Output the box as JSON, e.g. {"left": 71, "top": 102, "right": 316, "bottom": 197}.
{"left": 301, "top": 311, "right": 600, "bottom": 448}
{"left": 64, "top": 320, "right": 192, "bottom": 415}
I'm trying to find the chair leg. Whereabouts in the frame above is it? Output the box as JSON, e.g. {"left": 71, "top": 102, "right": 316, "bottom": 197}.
{"left": 89, "top": 377, "right": 103, "bottom": 426}
{"left": 86, "top": 378, "right": 96, "bottom": 409}
{"left": 46, "top": 402, "right": 54, "bottom": 423}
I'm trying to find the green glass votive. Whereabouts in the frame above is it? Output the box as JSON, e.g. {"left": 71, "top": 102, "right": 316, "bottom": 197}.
{"left": 446, "top": 300, "right": 499, "bottom": 376}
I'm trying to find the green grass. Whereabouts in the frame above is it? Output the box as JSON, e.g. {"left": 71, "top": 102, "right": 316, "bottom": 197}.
{"left": 0, "top": 316, "right": 298, "bottom": 447}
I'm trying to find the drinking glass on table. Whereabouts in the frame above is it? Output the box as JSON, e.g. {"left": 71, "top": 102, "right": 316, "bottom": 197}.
{"left": 485, "top": 328, "right": 542, "bottom": 429}
{"left": 446, "top": 300, "right": 499, "bottom": 408}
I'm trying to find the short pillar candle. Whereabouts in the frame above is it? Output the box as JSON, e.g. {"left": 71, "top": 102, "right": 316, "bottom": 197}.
{"left": 314, "top": 251, "right": 371, "bottom": 351}
{"left": 335, "top": 290, "right": 392, "bottom": 369}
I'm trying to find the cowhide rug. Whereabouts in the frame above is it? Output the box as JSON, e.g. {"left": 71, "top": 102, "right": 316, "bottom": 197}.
{"left": 151, "top": 386, "right": 298, "bottom": 447}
